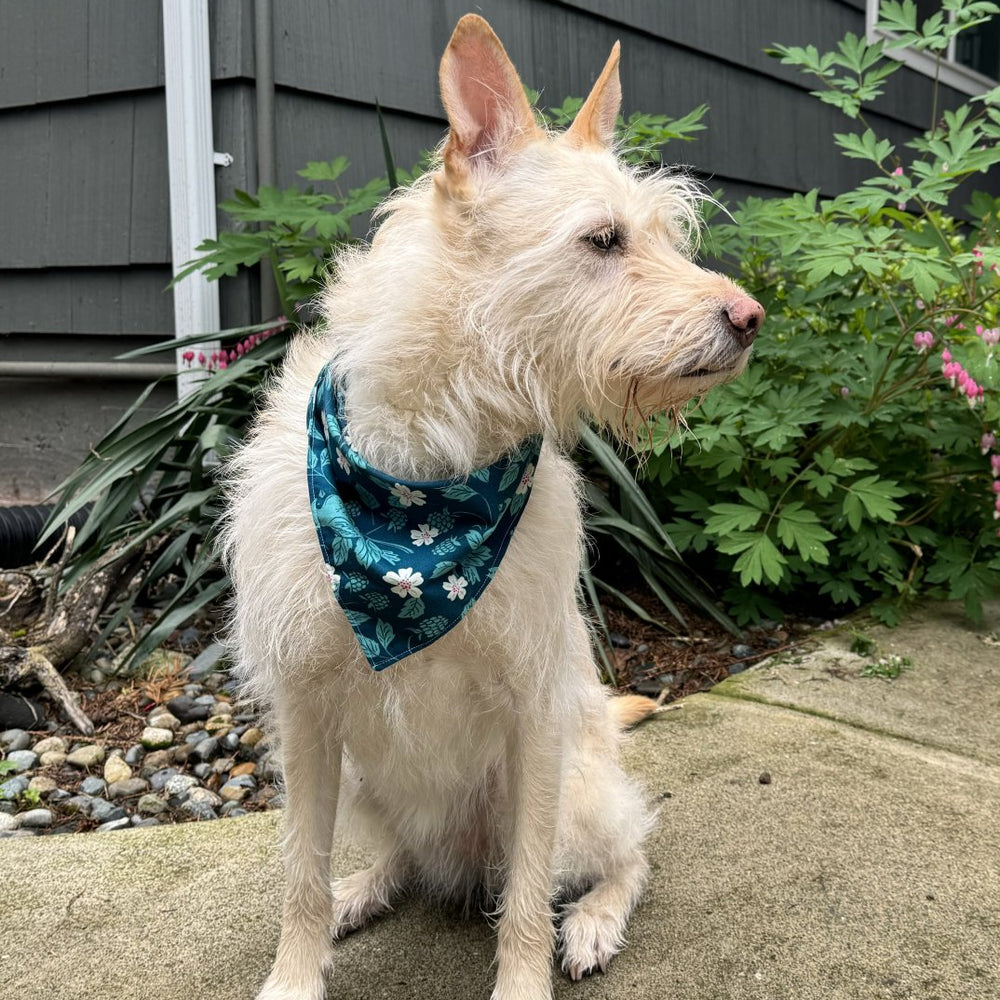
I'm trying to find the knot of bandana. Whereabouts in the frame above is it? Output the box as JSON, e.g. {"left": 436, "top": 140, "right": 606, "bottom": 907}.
{"left": 306, "top": 365, "right": 543, "bottom": 670}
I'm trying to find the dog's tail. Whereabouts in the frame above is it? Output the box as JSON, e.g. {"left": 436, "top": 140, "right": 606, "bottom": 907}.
{"left": 608, "top": 693, "right": 659, "bottom": 729}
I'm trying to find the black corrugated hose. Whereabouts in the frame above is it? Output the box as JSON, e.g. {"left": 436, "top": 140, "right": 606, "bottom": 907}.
{"left": 0, "top": 505, "right": 90, "bottom": 570}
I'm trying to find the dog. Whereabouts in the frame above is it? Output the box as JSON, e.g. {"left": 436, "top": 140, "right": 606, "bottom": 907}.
{"left": 223, "top": 14, "right": 762, "bottom": 1000}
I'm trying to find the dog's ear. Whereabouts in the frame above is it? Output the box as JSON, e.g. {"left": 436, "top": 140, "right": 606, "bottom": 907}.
{"left": 565, "top": 42, "right": 621, "bottom": 149}
{"left": 439, "top": 14, "right": 540, "bottom": 191}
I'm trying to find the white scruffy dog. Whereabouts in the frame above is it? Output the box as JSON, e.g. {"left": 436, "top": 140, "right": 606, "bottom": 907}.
{"left": 224, "top": 14, "right": 762, "bottom": 1000}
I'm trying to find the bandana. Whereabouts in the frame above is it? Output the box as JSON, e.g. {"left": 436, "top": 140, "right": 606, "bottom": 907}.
{"left": 306, "top": 365, "right": 543, "bottom": 670}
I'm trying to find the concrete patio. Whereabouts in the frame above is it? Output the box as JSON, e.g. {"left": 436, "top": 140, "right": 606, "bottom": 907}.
{"left": 3, "top": 601, "right": 999, "bottom": 1000}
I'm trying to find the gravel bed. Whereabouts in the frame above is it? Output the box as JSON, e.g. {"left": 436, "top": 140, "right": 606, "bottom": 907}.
{"left": 0, "top": 651, "right": 279, "bottom": 838}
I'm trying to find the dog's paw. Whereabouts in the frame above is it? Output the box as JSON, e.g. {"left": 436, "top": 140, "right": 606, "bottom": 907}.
{"left": 330, "top": 867, "right": 393, "bottom": 939}
{"left": 255, "top": 973, "right": 326, "bottom": 1000}
{"left": 558, "top": 898, "right": 626, "bottom": 981}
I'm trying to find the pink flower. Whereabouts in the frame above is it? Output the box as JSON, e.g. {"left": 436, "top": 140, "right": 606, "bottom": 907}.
{"left": 913, "top": 331, "right": 934, "bottom": 352}
{"left": 892, "top": 166, "right": 904, "bottom": 176}
{"left": 994, "top": 496, "right": 1000, "bottom": 519}
{"left": 197, "top": 352, "right": 206, "bottom": 365}
{"left": 182, "top": 350, "right": 195, "bottom": 366}
{"left": 992, "top": 455, "right": 1000, "bottom": 476}
{"left": 840, "top": 386, "right": 850, "bottom": 398}
{"left": 982, "top": 432, "right": 996, "bottom": 454}
{"left": 983, "top": 328, "right": 999, "bottom": 347}
{"left": 941, "top": 349, "right": 952, "bottom": 363}
{"left": 992, "top": 481, "right": 1000, "bottom": 495}
{"left": 218, "top": 359, "right": 228, "bottom": 370}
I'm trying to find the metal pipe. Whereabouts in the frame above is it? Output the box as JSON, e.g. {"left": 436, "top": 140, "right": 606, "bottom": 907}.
{"left": 0, "top": 362, "right": 175, "bottom": 381}
{"left": 163, "top": 0, "right": 222, "bottom": 398}
{"left": 254, "top": 0, "right": 281, "bottom": 321}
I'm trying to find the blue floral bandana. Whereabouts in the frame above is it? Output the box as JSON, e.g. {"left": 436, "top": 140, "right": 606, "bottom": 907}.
{"left": 306, "top": 365, "right": 543, "bottom": 670}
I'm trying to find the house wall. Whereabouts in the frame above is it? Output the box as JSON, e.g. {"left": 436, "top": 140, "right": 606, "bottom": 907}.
{"left": 0, "top": 0, "right": 991, "bottom": 500}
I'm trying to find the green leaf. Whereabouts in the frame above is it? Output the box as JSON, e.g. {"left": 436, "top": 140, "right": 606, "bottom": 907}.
{"left": 729, "top": 533, "right": 788, "bottom": 587}
{"left": 775, "top": 503, "right": 834, "bottom": 563}
{"left": 848, "top": 475, "right": 906, "bottom": 523}
{"left": 297, "top": 156, "right": 350, "bottom": 182}
{"left": 704, "top": 503, "right": 764, "bottom": 536}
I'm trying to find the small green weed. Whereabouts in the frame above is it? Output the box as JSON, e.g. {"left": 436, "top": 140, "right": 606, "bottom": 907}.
{"left": 860, "top": 654, "right": 914, "bottom": 679}
{"left": 849, "top": 631, "right": 879, "bottom": 657}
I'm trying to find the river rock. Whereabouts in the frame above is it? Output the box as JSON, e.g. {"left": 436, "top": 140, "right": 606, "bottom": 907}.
{"left": 164, "top": 774, "right": 198, "bottom": 799}
{"left": 140, "top": 727, "right": 174, "bottom": 750}
{"left": 103, "top": 756, "right": 132, "bottom": 785}
{"left": 32, "top": 736, "right": 68, "bottom": 756}
{"left": 0, "top": 776, "right": 29, "bottom": 800}
{"left": 0, "top": 729, "right": 31, "bottom": 752}
{"left": 18, "top": 808, "right": 54, "bottom": 829}
{"left": 147, "top": 709, "right": 180, "bottom": 732}
{"left": 107, "top": 777, "right": 149, "bottom": 800}
{"left": 137, "top": 794, "right": 167, "bottom": 816}
{"left": 66, "top": 744, "right": 106, "bottom": 769}
{"left": 5, "top": 750, "right": 38, "bottom": 772}
{"left": 27, "top": 775, "right": 58, "bottom": 797}
{"left": 165, "top": 695, "right": 212, "bottom": 724}
{"left": 79, "top": 776, "right": 106, "bottom": 796}
{"left": 139, "top": 750, "right": 172, "bottom": 776}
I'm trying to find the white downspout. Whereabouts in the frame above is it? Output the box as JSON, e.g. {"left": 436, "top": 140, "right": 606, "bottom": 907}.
{"left": 162, "top": 0, "right": 232, "bottom": 398}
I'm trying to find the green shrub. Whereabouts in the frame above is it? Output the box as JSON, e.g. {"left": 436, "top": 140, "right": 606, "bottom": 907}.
{"left": 644, "top": 0, "right": 1000, "bottom": 624}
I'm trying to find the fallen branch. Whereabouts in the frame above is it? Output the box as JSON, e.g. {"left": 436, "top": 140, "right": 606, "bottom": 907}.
{"left": 0, "top": 548, "right": 139, "bottom": 736}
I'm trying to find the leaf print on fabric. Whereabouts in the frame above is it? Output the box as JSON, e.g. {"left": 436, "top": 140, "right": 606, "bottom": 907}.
{"left": 390, "top": 483, "right": 427, "bottom": 507}
{"left": 430, "top": 560, "right": 457, "bottom": 579}
{"left": 343, "top": 608, "right": 371, "bottom": 628}
{"left": 383, "top": 567, "right": 424, "bottom": 599}
{"left": 354, "top": 536, "right": 393, "bottom": 568}
{"left": 359, "top": 635, "right": 382, "bottom": 661}
{"left": 375, "top": 619, "right": 396, "bottom": 651}
{"left": 398, "top": 597, "right": 427, "bottom": 619}
{"left": 355, "top": 483, "right": 379, "bottom": 509}
{"left": 330, "top": 534, "right": 351, "bottom": 565}
{"left": 410, "top": 523, "right": 440, "bottom": 547}
{"left": 498, "top": 462, "right": 522, "bottom": 493}
{"left": 443, "top": 575, "right": 468, "bottom": 601}
{"left": 469, "top": 467, "right": 491, "bottom": 482}
{"left": 441, "top": 483, "right": 478, "bottom": 501}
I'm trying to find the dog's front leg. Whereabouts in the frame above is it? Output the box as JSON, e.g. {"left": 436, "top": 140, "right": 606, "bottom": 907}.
{"left": 492, "top": 696, "right": 563, "bottom": 1000}
{"left": 258, "top": 693, "right": 342, "bottom": 1000}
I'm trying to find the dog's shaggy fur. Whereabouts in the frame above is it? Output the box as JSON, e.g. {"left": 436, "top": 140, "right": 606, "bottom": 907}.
{"left": 224, "top": 16, "right": 762, "bottom": 1000}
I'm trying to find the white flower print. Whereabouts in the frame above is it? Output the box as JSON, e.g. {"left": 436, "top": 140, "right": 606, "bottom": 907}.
{"left": 336, "top": 447, "right": 351, "bottom": 474}
{"left": 391, "top": 483, "right": 427, "bottom": 507}
{"left": 322, "top": 564, "right": 341, "bottom": 594}
{"left": 383, "top": 567, "right": 424, "bottom": 599}
{"left": 515, "top": 462, "right": 535, "bottom": 495}
{"left": 443, "top": 574, "right": 468, "bottom": 601}
{"left": 410, "top": 523, "right": 440, "bottom": 547}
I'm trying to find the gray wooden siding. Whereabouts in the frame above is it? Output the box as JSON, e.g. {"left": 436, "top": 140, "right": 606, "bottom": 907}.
{"left": 0, "top": 0, "right": 995, "bottom": 500}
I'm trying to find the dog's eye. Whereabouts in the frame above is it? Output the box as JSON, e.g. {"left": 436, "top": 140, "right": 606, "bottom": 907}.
{"left": 586, "top": 226, "right": 621, "bottom": 253}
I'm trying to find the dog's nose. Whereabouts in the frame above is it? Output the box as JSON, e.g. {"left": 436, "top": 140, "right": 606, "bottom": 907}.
{"left": 722, "top": 295, "right": 764, "bottom": 349}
